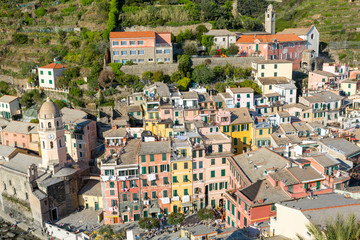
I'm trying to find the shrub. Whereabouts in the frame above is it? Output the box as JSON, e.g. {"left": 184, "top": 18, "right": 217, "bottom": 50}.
{"left": 197, "top": 209, "right": 214, "bottom": 221}
{"left": 53, "top": 99, "right": 67, "bottom": 109}
{"left": 13, "top": 33, "right": 28, "bottom": 44}
{"left": 34, "top": 7, "right": 47, "bottom": 17}
{"left": 125, "top": 60, "right": 134, "bottom": 65}
{"left": 178, "top": 54, "right": 191, "bottom": 76}
{"left": 168, "top": 212, "right": 185, "bottom": 225}
{"left": 81, "top": 0, "right": 94, "bottom": 6}
{"left": 139, "top": 218, "right": 160, "bottom": 230}
{"left": 177, "top": 77, "right": 191, "bottom": 91}
{"left": 40, "top": 38, "right": 50, "bottom": 44}
{"left": 226, "top": 44, "right": 239, "bottom": 56}
{"left": 183, "top": 41, "right": 198, "bottom": 56}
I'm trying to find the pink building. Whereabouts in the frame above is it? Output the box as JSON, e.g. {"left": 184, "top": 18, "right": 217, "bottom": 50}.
{"left": 307, "top": 70, "right": 338, "bottom": 90}
{"left": 323, "top": 63, "right": 349, "bottom": 81}
{"left": 109, "top": 31, "right": 173, "bottom": 64}
{"left": 203, "top": 133, "right": 232, "bottom": 208}
{"left": 226, "top": 87, "right": 254, "bottom": 110}
{"left": 349, "top": 70, "right": 360, "bottom": 80}
{"left": 103, "top": 126, "right": 128, "bottom": 155}
{"left": 1, "top": 121, "right": 39, "bottom": 152}
{"left": 235, "top": 34, "right": 306, "bottom": 70}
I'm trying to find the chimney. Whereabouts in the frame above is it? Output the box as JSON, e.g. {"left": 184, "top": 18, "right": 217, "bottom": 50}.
{"left": 112, "top": 125, "right": 117, "bottom": 130}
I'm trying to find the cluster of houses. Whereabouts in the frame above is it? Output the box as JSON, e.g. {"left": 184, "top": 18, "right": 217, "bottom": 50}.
{"left": 1, "top": 4, "right": 360, "bottom": 240}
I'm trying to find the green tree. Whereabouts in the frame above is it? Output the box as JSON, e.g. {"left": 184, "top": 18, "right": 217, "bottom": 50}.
{"left": 34, "top": 7, "right": 47, "bottom": 17}
{"left": 81, "top": 0, "right": 94, "bottom": 6}
{"left": 142, "top": 71, "right": 154, "bottom": 82}
{"left": 297, "top": 214, "right": 360, "bottom": 240}
{"left": 240, "top": 80, "right": 261, "bottom": 95}
{"left": 13, "top": 33, "right": 28, "bottom": 44}
{"left": 168, "top": 212, "right": 185, "bottom": 225}
{"left": 139, "top": 218, "right": 160, "bottom": 231}
{"left": 183, "top": 41, "right": 198, "bottom": 56}
{"left": 201, "top": 35, "right": 214, "bottom": 50}
{"left": 192, "top": 64, "right": 214, "bottom": 85}
{"left": 197, "top": 209, "right": 214, "bottom": 221}
{"left": 177, "top": 77, "right": 191, "bottom": 91}
{"left": 97, "top": 225, "right": 126, "bottom": 240}
{"left": 153, "top": 71, "right": 166, "bottom": 82}
{"left": 237, "top": 0, "right": 267, "bottom": 18}
{"left": 20, "top": 90, "right": 42, "bottom": 109}
{"left": 195, "top": 24, "right": 208, "bottom": 42}
{"left": 53, "top": 99, "right": 67, "bottom": 109}
{"left": 178, "top": 55, "right": 192, "bottom": 76}
{"left": 226, "top": 44, "right": 239, "bottom": 55}
{"left": 108, "top": 63, "right": 124, "bottom": 77}
{"left": 170, "top": 71, "right": 183, "bottom": 83}
{"left": 215, "top": 82, "right": 226, "bottom": 93}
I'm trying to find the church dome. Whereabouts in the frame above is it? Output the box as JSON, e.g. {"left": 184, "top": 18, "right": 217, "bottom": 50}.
{"left": 38, "top": 98, "right": 61, "bottom": 119}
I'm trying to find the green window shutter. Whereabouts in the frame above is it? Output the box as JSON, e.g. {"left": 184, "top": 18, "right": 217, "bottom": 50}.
{"left": 211, "top": 171, "right": 215, "bottom": 178}
{"left": 111, "top": 170, "right": 114, "bottom": 175}
{"left": 234, "top": 138, "right": 237, "bottom": 145}
{"left": 142, "top": 167, "right": 146, "bottom": 174}
{"left": 167, "top": 164, "right": 170, "bottom": 171}
{"left": 184, "top": 189, "right": 188, "bottom": 195}
{"left": 172, "top": 176, "right": 177, "bottom": 183}
{"left": 245, "top": 203, "right": 248, "bottom": 211}
{"left": 225, "top": 182, "right": 228, "bottom": 189}
{"left": 199, "top": 173, "right": 203, "bottom": 180}
{"left": 199, "top": 150, "right": 203, "bottom": 157}
{"left": 243, "top": 137, "right": 246, "bottom": 144}
{"left": 260, "top": 129, "right": 263, "bottom": 135}
{"left": 220, "top": 182, "right": 223, "bottom": 189}
{"left": 155, "top": 166, "right": 158, "bottom": 173}
{"left": 215, "top": 183, "right": 218, "bottom": 190}
{"left": 162, "top": 153, "right": 166, "bottom": 161}
{"left": 222, "top": 158, "right": 226, "bottom": 164}
{"left": 150, "top": 154, "right": 154, "bottom": 161}
{"left": 192, "top": 150, "right": 196, "bottom": 158}
{"left": 175, "top": 112, "right": 178, "bottom": 117}
{"left": 148, "top": 166, "right": 151, "bottom": 173}
{"left": 209, "top": 184, "right": 212, "bottom": 191}
{"left": 221, "top": 169, "right": 225, "bottom": 176}
{"left": 210, "top": 128, "right": 213, "bottom": 132}
{"left": 110, "top": 182, "right": 114, "bottom": 188}
{"left": 141, "top": 155, "right": 146, "bottom": 162}
{"left": 232, "top": 125, "right": 235, "bottom": 132}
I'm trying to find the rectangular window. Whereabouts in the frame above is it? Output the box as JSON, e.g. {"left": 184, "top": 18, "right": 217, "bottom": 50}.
{"left": 110, "top": 182, "right": 114, "bottom": 188}
{"left": 211, "top": 159, "right": 215, "bottom": 165}
{"left": 129, "top": 40, "right": 136, "bottom": 45}
{"left": 221, "top": 169, "right": 226, "bottom": 176}
{"left": 164, "top": 49, "right": 170, "bottom": 54}
{"left": 218, "top": 144, "right": 223, "bottom": 152}
{"left": 156, "top": 49, "right": 162, "bottom": 54}
{"left": 142, "top": 167, "right": 146, "bottom": 174}
{"left": 49, "top": 80, "right": 53, "bottom": 84}
{"left": 198, "top": 150, "right": 203, "bottom": 157}
{"left": 199, "top": 173, "right": 203, "bottom": 180}
{"left": 142, "top": 179, "right": 148, "bottom": 187}
{"left": 138, "top": 50, "right": 144, "bottom": 55}
{"left": 137, "top": 40, "right": 144, "bottom": 45}
{"left": 121, "top": 41, "right": 127, "bottom": 45}
{"left": 173, "top": 190, "right": 178, "bottom": 196}
{"left": 261, "top": 65, "right": 265, "bottom": 69}
{"left": 110, "top": 190, "right": 115, "bottom": 196}
{"left": 222, "top": 158, "right": 226, "bottom": 164}
{"left": 172, "top": 176, "right": 178, "bottom": 183}
{"left": 274, "top": 64, "right": 277, "bottom": 69}
{"left": 211, "top": 171, "right": 215, "bottom": 178}
{"left": 41, "top": 79, "right": 44, "bottom": 83}
{"left": 193, "top": 162, "right": 197, "bottom": 169}
{"left": 274, "top": 72, "right": 277, "bottom": 77}
{"left": 163, "top": 190, "right": 168, "bottom": 198}
{"left": 48, "top": 71, "right": 52, "bottom": 75}
{"left": 130, "top": 50, "right": 136, "bottom": 55}
{"left": 152, "top": 191, "right": 157, "bottom": 199}
{"left": 199, "top": 161, "right": 203, "bottom": 168}
{"left": 40, "top": 70, "right": 43, "bottom": 75}
{"left": 162, "top": 153, "right": 167, "bottom": 161}
{"left": 184, "top": 162, "right": 188, "bottom": 169}
{"left": 173, "top": 163, "right": 177, "bottom": 170}
{"left": 259, "top": 129, "right": 263, "bottom": 135}
{"left": 193, "top": 173, "right": 197, "bottom": 181}
{"left": 184, "top": 189, "right": 188, "bottom": 195}
{"left": 123, "top": 194, "right": 127, "bottom": 202}
{"left": 163, "top": 177, "right": 169, "bottom": 185}
{"left": 121, "top": 51, "right": 127, "bottom": 56}
{"left": 150, "top": 154, "right": 154, "bottom": 162}
{"left": 183, "top": 175, "right": 188, "bottom": 182}
{"left": 141, "top": 155, "right": 146, "bottom": 162}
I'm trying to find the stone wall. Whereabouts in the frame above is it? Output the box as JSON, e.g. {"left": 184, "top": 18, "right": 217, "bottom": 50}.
{"left": 0, "top": 75, "right": 27, "bottom": 87}
{"left": 124, "top": 23, "right": 213, "bottom": 35}
{"left": 121, "top": 56, "right": 264, "bottom": 77}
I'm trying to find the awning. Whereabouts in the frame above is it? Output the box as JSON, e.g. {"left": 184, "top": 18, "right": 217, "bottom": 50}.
{"left": 149, "top": 208, "right": 160, "bottom": 213}
{"left": 182, "top": 202, "right": 192, "bottom": 207}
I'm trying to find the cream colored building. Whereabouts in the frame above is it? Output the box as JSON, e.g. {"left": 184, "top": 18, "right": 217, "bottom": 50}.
{"left": 257, "top": 77, "right": 292, "bottom": 95}
{"left": 252, "top": 60, "right": 293, "bottom": 81}
{"left": 270, "top": 194, "right": 360, "bottom": 239}
{"left": 78, "top": 180, "right": 103, "bottom": 211}
{"left": 341, "top": 79, "right": 360, "bottom": 96}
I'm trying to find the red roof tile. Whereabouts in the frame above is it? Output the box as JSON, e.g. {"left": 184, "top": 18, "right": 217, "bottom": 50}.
{"left": 110, "top": 31, "right": 156, "bottom": 39}
{"left": 40, "top": 63, "right": 67, "bottom": 69}
{"left": 236, "top": 34, "right": 304, "bottom": 43}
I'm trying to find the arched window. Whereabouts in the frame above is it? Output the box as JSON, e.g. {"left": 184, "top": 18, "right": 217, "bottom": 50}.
{"left": 50, "top": 141, "right": 54, "bottom": 149}
{"left": 42, "top": 141, "right": 45, "bottom": 149}
{"left": 41, "top": 122, "right": 44, "bottom": 128}
{"left": 56, "top": 121, "right": 59, "bottom": 127}
{"left": 59, "top": 139, "right": 62, "bottom": 148}
{"left": 48, "top": 122, "right": 52, "bottom": 128}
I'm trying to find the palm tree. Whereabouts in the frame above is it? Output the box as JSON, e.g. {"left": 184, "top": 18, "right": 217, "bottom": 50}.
{"left": 297, "top": 214, "right": 360, "bottom": 240}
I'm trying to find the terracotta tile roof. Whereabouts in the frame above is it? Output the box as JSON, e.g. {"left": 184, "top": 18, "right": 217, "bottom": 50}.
{"left": 236, "top": 34, "right": 304, "bottom": 43}
{"left": 110, "top": 31, "right": 156, "bottom": 39}
{"left": 39, "top": 63, "right": 67, "bottom": 69}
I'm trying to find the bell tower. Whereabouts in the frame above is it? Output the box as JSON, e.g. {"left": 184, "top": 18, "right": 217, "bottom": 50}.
{"left": 265, "top": 4, "right": 275, "bottom": 34}
{"left": 38, "top": 98, "right": 67, "bottom": 172}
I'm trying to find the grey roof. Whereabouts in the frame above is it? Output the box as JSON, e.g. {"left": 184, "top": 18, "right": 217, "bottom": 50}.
{"left": 33, "top": 189, "right": 47, "bottom": 200}
{"left": 306, "top": 205, "right": 360, "bottom": 227}
{"left": 127, "top": 105, "right": 142, "bottom": 113}
{"left": 184, "top": 225, "right": 216, "bottom": 236}
{"left": 232, "top": 148, "right": 290, "bottom": 183}
{"left": 205, "top": 29, "right": 236, "bottom": 36}
{"left": 219, "top": 92, "right": 232, "bottom": 99}
{"left": 227, "top": 87, "right": 253, "bottom": 94}
{"left": 320, "top": 138, "right": 360, "bottom": 157}
{"left": 274, "top": 83, "right": 297, "bottom": 89}
{"left": 258, "top": 77, "right": 290, "bottom": 85}
{"left": 240, "top": 179, "right": 292, "bottom": 206}
{"left": 229, "top": 108, "right": 253, "bottom": 124}
{"left": 277, "top": 111, "right": 291, "bottom": 117}
{"left": 39, "top": 177, "right": 63, "bottom": 188}
{"left": 301, "top": 95, "right": 324, "bottom": 103}
{"left": 103, "top": 128, "right": 127, "bottom": 138}
{"left": 181, "top": 91, "right": 198, "bottom": 100}
{"left": 0, "top": 145, "right": 16, "bottom": 158}
{"left": 1, "top": 152, "right": 41, "bottom": 174}
{"left": 144, "top": 82, "right": 171, "bottom": 98}
{"left": 120, "top": 139, "right": 140, "bottom": 165}
{"left": 254, "top": 122, "right": 272, "bottom": 129}
{"left": 310, "top": 91, "right": 343, "bottom": 102}
{"left": 283, "top": 103, "right": 311, "bottom": 111}
{"left": 280, "top": 123, "right": 296, "bottom": 132}
{"left": 281, "top": 193, "right": 360, "bottom": 211}
{"left": 269, "top": 168, "right": 299, "bottom": 186}
{"left": 3, "top": 121, "right": 38, "bottom": 134}
{"left": 53, "top": 167, "right": 77, "bottom": 177}
{"left": 287, "top": 166, "right": 324, "bottom": 183}
{"left": 310, "top": 154, "right": 339, "bottom": 168}
{"left": 198, "top": 93, "right": 212, "bottom": 102}
{"left": 211, "top": 95, "right": 223, "bottom": 102}
{"left": 0, "top": 95, "right": 18, "bottom": 103}
{"left": 78, "top": 180, "right": 101, "bottom": 196}
{"left": 291, "top": 122, "right": 311, "bottom": 132}
{"left": 186, "top": 131, "right": 201, "bottom": 138}
{"left": 61, "top": 107, "right": 87, "bottom": 124}
{"left": 138, "top": 140, "right": 171, "bottom": 155}
{"left": 312, "top": 70, "right": 338, "bottom": 77}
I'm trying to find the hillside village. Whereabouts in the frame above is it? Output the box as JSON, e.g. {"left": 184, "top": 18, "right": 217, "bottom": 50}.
{"left": 0, "top": 0, "right": 360, "bottom": 240}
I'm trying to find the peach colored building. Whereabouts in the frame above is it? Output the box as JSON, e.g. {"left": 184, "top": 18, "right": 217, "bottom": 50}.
{"left": 349, "top": 70, "right": 360, "bottom": 80}
{"left": 109, "top": 31, "right": 173, "bottom": 64}
{"left": 1, "top": 121, "right": 39, "bottom": 152}
{"left": 236, "top": 34, "right": 306, "bottom": 70}
{"left": 307, "top": 70, "right": 338, "bottom": 90}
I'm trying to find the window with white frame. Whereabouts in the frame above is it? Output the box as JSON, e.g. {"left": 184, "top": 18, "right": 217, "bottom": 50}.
{"left": 137, "top": 40, "right": 144, "bottom": 45}
{"left": 164, "top": 49, "right": 171, "bottom": 54}
{"left": 156, "top": 49, "right": 163, "bottom": 54}
{"left": 138, "top": 59, "right": 144, "bottom": 63}
{"left": 121, "top": 51, "right": 127, "bottom": 55}
{"left": 130, "top": 41, "right": 136, "bottom": 45}
{"left": 130, "top": 50, "right": 136, "bottom": 55}
{"left": 113, "top": 41, "right": 119, "bottom": 46}
{"left": 164, "top": 58, "right": 170, "bottom": 62}
{"left": 138, "top": 50, "right": 144, "bottom": 55}
{"left": 113, "top": 51, "right": 119, "bottom": 56}
{"left": 156, "top": 58, "right": 163, "bottom": 62}
{"left": 121, "top": 41, "right": 127, "bottom": 45}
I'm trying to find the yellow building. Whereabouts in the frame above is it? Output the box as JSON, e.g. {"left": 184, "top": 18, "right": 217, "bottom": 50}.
{"left": 78, "top": 180, "right": 103, "bottom": 211}
{"left": 251, "top": 122, "right": 273, "bottom": 149}
{"left": 221, "top": 108, "right": 253, "bottom": 154}
{"left": 171, "top": 139, "right": 193, "bottom": 213}
{"left": 143, "top": 119, "right": 173, "bottom": 138}
{"left": 341, "top": 79, "right": 359, "bottom": 96}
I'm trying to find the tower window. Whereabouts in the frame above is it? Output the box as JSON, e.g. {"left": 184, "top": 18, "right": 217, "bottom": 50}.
{"left": 48, "top": 122, "right": 51, "bottom": 128}
{"left": 50, "top": 141, "right": 54, "bottom": 149}
{"left": 42, "top": 141, "right": 45, "bottom": 149}
{"left": 41, "top": 122, "right": 44, "bottom": 128}
{"left": 56, "top": 121, "right": 59, "bottom": 127}
{"left": 59, "top": 139, "right": 62, "bottom": 147}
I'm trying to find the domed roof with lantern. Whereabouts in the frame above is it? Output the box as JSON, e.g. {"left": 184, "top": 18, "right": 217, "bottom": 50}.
{"left": 38, "top": 98, "right": 61, "bottom": 119}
